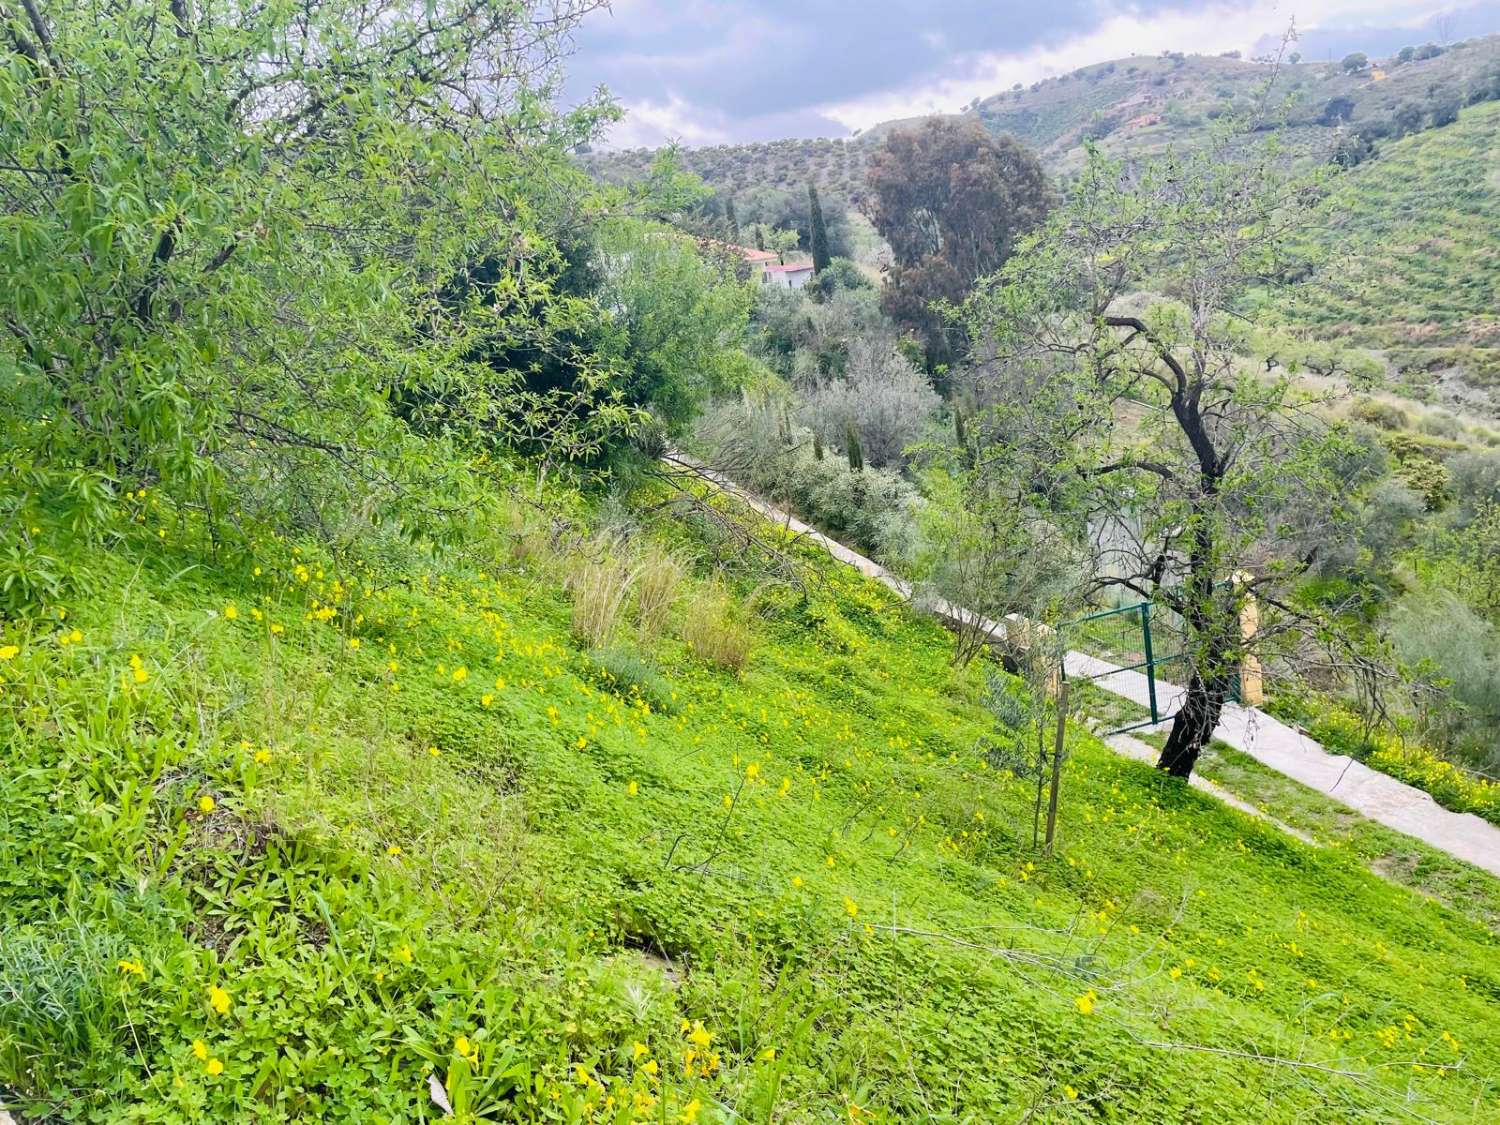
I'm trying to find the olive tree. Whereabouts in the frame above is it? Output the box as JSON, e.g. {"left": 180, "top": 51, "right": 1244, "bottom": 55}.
{"left": 965, "top": 127, "right": 1374, "bottom": 777}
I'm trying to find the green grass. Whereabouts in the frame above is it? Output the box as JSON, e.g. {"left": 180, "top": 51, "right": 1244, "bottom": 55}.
{"left": 3, "top": 481, "right": 1500, "bottom": 1122}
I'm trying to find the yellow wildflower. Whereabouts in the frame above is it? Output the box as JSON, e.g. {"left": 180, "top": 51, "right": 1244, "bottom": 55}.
{"left": 395, "top": 944, "right": 413, "bottom": 964}
{"left": 627, "top": 780, "right": 639, "bottom": 796}
{"left": 0, "top": 645, "right": 18, "bottom": 660}
{"left": 680, "top": 1097, "right": 702, "bottom": 1124}
{"left": 192, "top": 1039, "right": 208, "bottom": 1061}
{"left": 198, "top": 795, "right": 215, "bottom": 814}
{"left": 843, "top": 896, "right": 859, "bottom": 918}
{"left": 455, "top": 1035, "right": 471, "bottom": 1057}
{"left": 386, "top": 844, "right": 402, "bottom": 856}
{"left": 208, "top": 985, "right": 231, "bottom": 1015}
{"left": 205, "top": 1057, "right": 224, "bottom": 1076}
{"left": 117, "top": 958, "right": 145, "bottom": 977}
{"left": 224, "top": 605, "right": 238, "bottom": 621}
{"left": 1074, "top": 990, "right": 1097, "bottom": 1016}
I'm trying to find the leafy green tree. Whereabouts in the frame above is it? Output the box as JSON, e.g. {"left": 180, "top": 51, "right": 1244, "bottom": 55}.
{"left": 807, "top": 182, "right": 831, "bottom": 273}
{"left": 0, "top": 0, "right": 623, "bottom": 605}
{"left": 1341, "top": 51, "right": 1369, "bottom": 74}
{"left": 965, "top": 128, "right": 1372, "bottom": 778}
{"left": 592, "top": 220, "right": 754, "bottom": 429}
{"left": 806, "top": 257, "right": 873, "bottom": 302}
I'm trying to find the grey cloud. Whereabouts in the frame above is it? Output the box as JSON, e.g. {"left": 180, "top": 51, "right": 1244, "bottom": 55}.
{"left": 565, "top": 1, "right": 1233, "bottom": 141}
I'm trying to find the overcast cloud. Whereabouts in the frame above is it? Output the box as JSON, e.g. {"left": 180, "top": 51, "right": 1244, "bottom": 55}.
{"left": 563, "top": 0, "right": 1500, "bottom": 147}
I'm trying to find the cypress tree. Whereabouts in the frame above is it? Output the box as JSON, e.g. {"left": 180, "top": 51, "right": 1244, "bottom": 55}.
{"left": 844, "top": 420, "right": 863, "bottom": 472}
{"left": 725, "top": 196, "right": 739, "bottom": 240}
{"left": 807, "top": 182, "right": 831, "bottom": 273}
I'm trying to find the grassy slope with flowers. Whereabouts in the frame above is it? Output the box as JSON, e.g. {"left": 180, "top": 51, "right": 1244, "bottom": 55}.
{"left": 3, "top": 472, "right": 1500, "bottom": 1124}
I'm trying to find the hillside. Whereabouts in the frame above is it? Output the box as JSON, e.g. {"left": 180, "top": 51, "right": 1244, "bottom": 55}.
{"left": 925, "top": 34, "right": 1500, "bottom": 173}
{"left": 586, "top": 36, "right": 1500, "bottom": 196}
{"left": 1273, "top": 99, "right": 1500, "bottom": 415}
{"left": 5, "top": 473, "right": 1500, "bottom": 1121}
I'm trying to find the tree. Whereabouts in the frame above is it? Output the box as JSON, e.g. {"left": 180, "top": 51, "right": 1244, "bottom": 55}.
{"left": 1430, "top": 92, "right": 1462, "bottom": 127}
{"left": 865, "top": 118, "right": 1052, "bottom": 370}
{"left": 965, "top": 127, "right": 1373, "bottom": 778}
{"left": 1342, "top": 52, "right": 1369, "bottom": 73}
{"left": 592, "top": 221, "right": 754, "bottom": 429}
{"left": 725, "top": 196, "right": 740, "bottom": 240}
{"left": 1320, "top": 95, "right": 1356, "bottom": 124}
{"left": 0, "top": 0, "right": 624, "bottom": 605}
{"left": 807, "top": 182, "right": 832, "bottom": 273}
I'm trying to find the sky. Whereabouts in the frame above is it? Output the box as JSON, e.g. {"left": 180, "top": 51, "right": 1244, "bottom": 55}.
{"left": 562, "top": 0, "right": 1500, "bottom": 147}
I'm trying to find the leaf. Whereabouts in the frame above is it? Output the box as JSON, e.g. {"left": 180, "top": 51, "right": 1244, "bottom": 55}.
{"left": 427, "top": 1072, "right": 453, "bottom": 1116}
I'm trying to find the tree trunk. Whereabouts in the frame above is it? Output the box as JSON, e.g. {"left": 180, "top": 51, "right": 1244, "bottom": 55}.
{"left": 1157, "top": 669, "right": 1229, "bottom": 777}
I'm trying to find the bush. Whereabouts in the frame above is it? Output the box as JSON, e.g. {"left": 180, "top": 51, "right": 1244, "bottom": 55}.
{"left": 1349, "top": 398, "right": 1408, "bottom": 431}
{"left": 681, "top": 585, "right": 752, "bottom": 673}
{"left": 693, "top": 398, "right": 925, "bottom": 564}
{"left": 798, "top": 339, "right": 940, "bottom": 467}
{"left": 583, "top": 646, "right": 676, "bottom": 713}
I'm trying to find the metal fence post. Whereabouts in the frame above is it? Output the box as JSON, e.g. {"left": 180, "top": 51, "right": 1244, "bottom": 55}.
{"left": 1140, "top": 602, "right": 1158, "bottom": 724}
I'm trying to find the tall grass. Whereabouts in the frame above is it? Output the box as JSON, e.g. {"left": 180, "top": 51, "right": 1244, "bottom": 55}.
{"left": 633, "top": 546, "right": 687, "bottom": 640}
{"left": 564, "top": 540, "right": 640, "bottom": 648}
{"left": 681, "top": 584, "right": 752, "bottom": 674}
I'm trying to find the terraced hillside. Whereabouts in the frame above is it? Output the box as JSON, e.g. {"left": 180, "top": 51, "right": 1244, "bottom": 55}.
{"left": 586, "top": 36, "right": 1500, "bottom": 196}
{"left": 1273, "top": 100, "right": 1500, "bottom": 415}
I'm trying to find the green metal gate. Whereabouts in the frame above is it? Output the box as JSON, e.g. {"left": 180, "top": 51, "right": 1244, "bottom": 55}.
{"left": 1063, "top": 598, "right": 1238, "bottom": 736}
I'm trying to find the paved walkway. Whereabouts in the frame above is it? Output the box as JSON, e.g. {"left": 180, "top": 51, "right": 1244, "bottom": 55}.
{"left": 669, "top": 453, "right": 1500, "bottom": 879}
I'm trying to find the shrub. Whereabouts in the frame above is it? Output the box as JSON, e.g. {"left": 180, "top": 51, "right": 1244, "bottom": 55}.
{"left": 681, "top": 585, "right": 753, "bottom": 673}
{"left": 583, "top": 646, "right": 675, "bottom": 713}
{"left": 1349, "top": 398, "right": 1408, "bottom": 430}
{"left": 799, "top": 338, "right": 940, "bottom": 468}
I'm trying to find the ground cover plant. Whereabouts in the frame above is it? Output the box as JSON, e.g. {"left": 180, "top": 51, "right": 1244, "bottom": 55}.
{"left": 2, "top": 475, "right": 1498, "bottom": 1123}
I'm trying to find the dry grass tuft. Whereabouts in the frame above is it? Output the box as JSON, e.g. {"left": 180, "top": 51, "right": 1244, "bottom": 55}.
{"left": 633, "top": 546, "right": 688, "bottom": 640}
{"left": 681, "top": 584, "right": 752, "bottom": 674}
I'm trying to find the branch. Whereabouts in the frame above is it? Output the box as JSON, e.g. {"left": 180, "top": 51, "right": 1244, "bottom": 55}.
{"left": 1104, "top": 315, "right": 1188, "bottom": 392}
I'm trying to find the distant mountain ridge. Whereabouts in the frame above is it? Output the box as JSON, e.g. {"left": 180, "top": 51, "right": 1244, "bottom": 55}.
{"left": 584, "top": 34, "right": 1500, "bottom": 194}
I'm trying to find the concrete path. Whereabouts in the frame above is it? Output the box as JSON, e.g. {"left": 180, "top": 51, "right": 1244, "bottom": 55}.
{"left": 668, "top": 453, "right": 1500, "bottom": 879}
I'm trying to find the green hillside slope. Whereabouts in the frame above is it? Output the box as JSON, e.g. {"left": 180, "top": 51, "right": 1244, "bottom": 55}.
{"left": 4, "top": 478, "right": 1499, "bottom": 1122}
{"left": 1276, "top": 100, "right": 1500, "bottom": 414}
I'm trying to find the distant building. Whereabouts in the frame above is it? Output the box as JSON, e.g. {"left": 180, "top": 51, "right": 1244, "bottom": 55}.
{"left": 763, "top": 261, "right": 815, "bottom": 290}
{"left": 711, "top": 242, "right": 814, "bottom": 288}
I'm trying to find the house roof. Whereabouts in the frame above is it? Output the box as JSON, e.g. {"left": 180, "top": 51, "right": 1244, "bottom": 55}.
{"left": 765, "top": 261, "right": 814, "bottom": 273}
